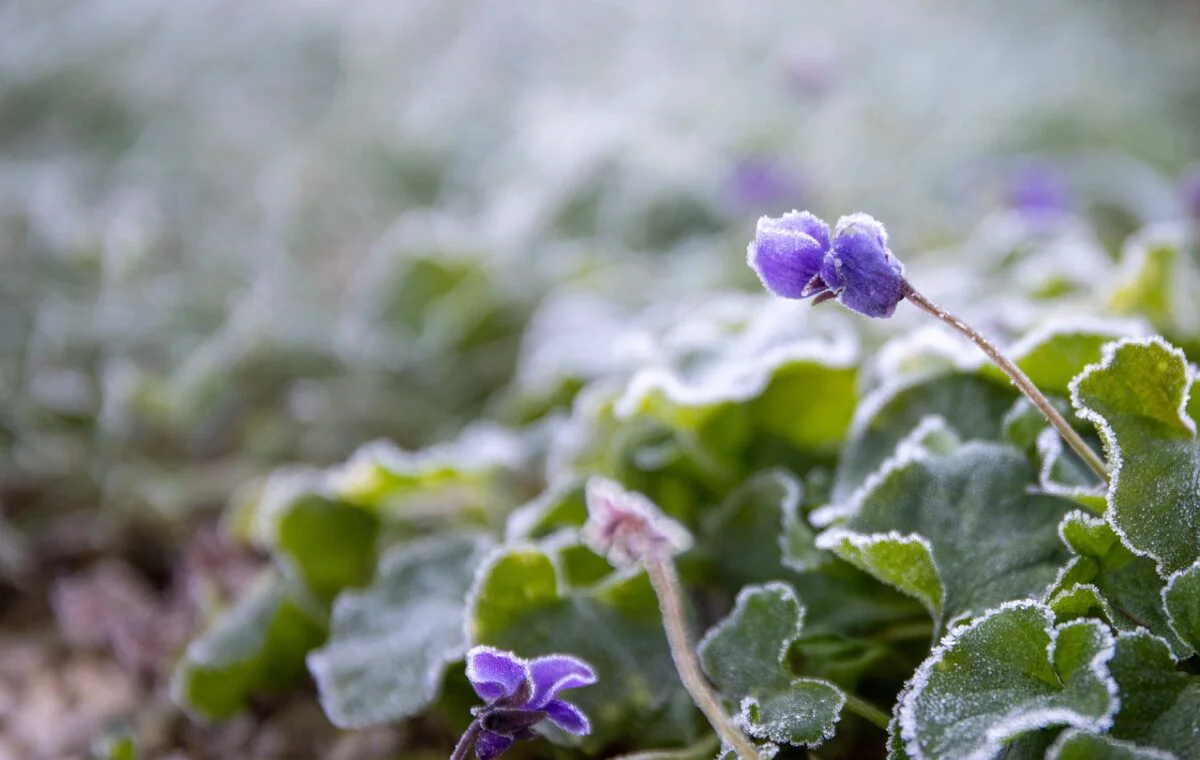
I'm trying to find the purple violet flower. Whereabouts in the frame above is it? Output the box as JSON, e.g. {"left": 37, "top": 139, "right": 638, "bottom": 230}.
{"left": 1180, "top": 167, "right": 1200, "bottom": 221}
{"left": 582, "top": 477, "right": 693, "bottom": 569}
{"left": 728, "top": 158, "right": 806, "bottom": 213}
{"left": 456, "top": 646, "right": 597, "bottom": 760}
{"left": 1005, "top": 161, "right": 1074, "bottom": 223}
{"left": 747, "top": 210, "right": 904, "bottom": 318}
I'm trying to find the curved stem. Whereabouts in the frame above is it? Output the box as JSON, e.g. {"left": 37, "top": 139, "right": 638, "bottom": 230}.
{"left": 449, "top": 719, "right": 482, "bottom": 760}
{"left": 842, "top": 694, "right": 891, "bottom": 731}
{"left": 645, "top": 557, "right": 760, "bottom": 760}
{"left": 900, "top": 279, "right": 1109, "bottom": 484}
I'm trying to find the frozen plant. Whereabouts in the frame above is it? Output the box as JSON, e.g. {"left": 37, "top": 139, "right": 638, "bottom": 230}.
{"left": 583, "top": 478, "right": 760, "bottom": 760}
{"left": 747, "top": 210, "right": 1108, "bottom": 482}
{"left": 451, "top": 646, "right": 597, "bottom": 760}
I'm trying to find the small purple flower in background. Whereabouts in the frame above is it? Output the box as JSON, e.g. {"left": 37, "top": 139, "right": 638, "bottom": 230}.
{"left": 727, "top": 158, "right": 806, "bottom": 213}
{"left": 1004, "top": 161, "right": 1074, "bottom": 223}
{"left": 453, "top": 646, "right": 597, "bottom": 760}
{"left": 583, "top": 477, "right": 693, "bottom": 568}
{"left": 1180, "top": 166, "right": 1200, "bottom": 221}
{"left": 747, "top": 210, "right": 904, "bottom": 318}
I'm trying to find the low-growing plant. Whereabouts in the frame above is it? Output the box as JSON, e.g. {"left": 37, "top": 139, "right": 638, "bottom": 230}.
{"left": 166, "top": 203, "right": 1200, "bottom": 759}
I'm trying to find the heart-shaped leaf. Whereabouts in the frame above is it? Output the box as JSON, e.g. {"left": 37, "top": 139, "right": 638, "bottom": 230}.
{"left": 1071, "top": 338, "right": 1200, "bottom": 575}
{"left": 699, "top": 582, "right": 845, "bottom": 748}
{"left": 306, "top": 533, "right": 494, "bottom": 728}
{"left": 898, "top": 601, "right": 1118, "bottom": 760}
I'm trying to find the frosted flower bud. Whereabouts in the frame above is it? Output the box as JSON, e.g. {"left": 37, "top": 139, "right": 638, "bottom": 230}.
{"left": 582, "top": 477, "right": 693, "bottom": 568}
{"left": 819, "top": 213, "right": 905, "bottom": 318}
{"left": 746, "top": 210, "right": 832, "bottom": 300}
{"left": 748, "top": 210, "right": 904, "bottom": 318}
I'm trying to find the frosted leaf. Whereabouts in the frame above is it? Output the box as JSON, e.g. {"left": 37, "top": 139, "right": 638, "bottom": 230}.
{"left": 812, "top": 414, "right": 959, "bottom": 528}
{"left": 816, "top": 529, "right": 943, "bottom": 624}
{"left": 899, "top": 601, "right": 1118, "bottom": 760}
{"left": 1047, "top": 729, "right": 1176, "bottom": 760}
{"left": 1108, "top": 223, "right": 1200, "bottom": 334}
{"left": 172, "top": 572, "right": 326, "bottom": 721}
{"left": 1162, "top": 559, "right": 1200, "bottom": 653}
{"left": 699, "top": 583, "right": 844, "bottom": 748}
{"left": 1070, "top": 337, "right": 1200, "bottom": 575}
{"left": 327, "top": 422, "right": 528, "bottom": 510}
{"left": 978, "top": 317, "right": 1147, "bottom": 397}
{"left": 504, "top": 480, "right": 588, "bottom": 542}
{"left": 1034, "top": 427, "right": 1106, "bottom": 512}
{"left": 1045, "top": 511, "right": 1189, "bottom": 656}
{"left": 306, "top": 533, "right": 493, "bottom": 728}
{"left": 698, "top": 469, "right": 819, "bottom": 586}
{"left": 613, "top": 328, "right": 858, "bottom": 452}
{"left": 832, "top": 372, "right": 1015, "bottom": 502}
{"left": 466, "top": 545, "right": 692, "bottom": 749}
{"left": 820, "top": 442, "right": 1073, "bottom": 628}
{"left": 1106, "top": 631, "right": 1200, "bottom": 758}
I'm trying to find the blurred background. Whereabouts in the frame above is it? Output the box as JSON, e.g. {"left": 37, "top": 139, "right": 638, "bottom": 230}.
{"left": 1, "top": 0, "right": 1199, "bottom": 757}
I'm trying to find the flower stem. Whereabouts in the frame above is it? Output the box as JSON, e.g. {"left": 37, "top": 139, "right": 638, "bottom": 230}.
{"left": 449, "top": 719, "right": 482, "bottom": 760}
{"left": 644, "top": 556, "right": 760, "bottom": 760}
{"left": 900, "top": 279, "right": 1108, "bottom": 484}
{"left": 842, "top": 694, "right": 891, "bottom": 731}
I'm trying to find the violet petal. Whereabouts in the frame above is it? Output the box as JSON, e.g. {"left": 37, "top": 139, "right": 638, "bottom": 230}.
{"left": 542, "top": 699, "right": 592, "bottom": 735}
{"left": 466, "top": 646, "right": 528, "bottom": 703}
{"left": 747, "top": 211, "right": 831, "bottom": 299}
{"left": 820, "top": 213, "right": 904, "bottom": 318}
{"left": 473, "top": 730, "right": 514, "bottom": 760}
{"left": 527, "top": 654, "right": 598, "bottom": 707}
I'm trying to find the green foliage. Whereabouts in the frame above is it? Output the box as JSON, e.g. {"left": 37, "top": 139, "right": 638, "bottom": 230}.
{"left": 1072, "top": 338, "right": 1200, "bottom": 575}
{"left": 172, "top": 573, "right": 327, "bottom": 721}
{"left": 897, "top": 602, "right": 1118, "bottom": 760}
{"left": 1047, "top": 512, "right": 1187, "bottom": 655}
{"left": 467, "top": 545, "right": 698, "bottom": 750}
{"left": 699, "top": 582, "right": 845, "bottom": 750}
{"left": 820, "top": 442, "right": 1074, "bottom": 629}
{"left": 306, "top": 533, "right": 493, "bottom": 728}
{"left": 1106, "top": 632, "right": 1200, "bottom": 758}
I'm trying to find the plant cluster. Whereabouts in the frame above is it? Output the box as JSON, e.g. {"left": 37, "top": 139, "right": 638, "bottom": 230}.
{"left": 167, "top": 206, "right": 1200, "bottom": 759}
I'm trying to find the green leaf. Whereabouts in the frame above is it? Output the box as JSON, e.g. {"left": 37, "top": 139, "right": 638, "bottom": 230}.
{"left": 832, "top": 372, "right": 1016, "bottom": 501}
{"left": 699, "top": 582, "right": 845, "bottom": 747}
{"left": 819, "top": 442, "right": 1073, "bottom": 628}
{"left": 1163, "top": 560, "right": 1200, "bottom": 652}
{"left": 748, "top": 359, "right": 857, "bottom": 452}
{"left": 306, "top": 533, "right": 493, "bottom": 728}
{"left": 1048, "top": 730, "right": 1175, "bottom": 760}
{"left": 698, "top": 469, "right": 815, "bottom": 589}
{"left": 327, "top": 424, "right": 525, "bottom": 517}
{"left": 504, "top": 481, "right": 587, "bottom": 540}
{"left": 898, "top": 602, "right": 1118, "bottom": 760}
{"left": 615, "top": 333, "right": 858, "bottom": 455}
{"left": 269, "top": 491, "right": 379, "bottom": 600}
{"left": 816, "top": 531, "right": 943, "bottom": 623}
{"left": 1107, "top": 631, "right": 1200, "bottom": 758}
{"left": 979, "top": 321, "right": 1140, "bottom": 397}
{"left": 1108, "top": 228, "right": 1190, "bottom": 331}
{"left": 172, "top": 572, "right": 327, "bottom": 720}
{"left": 467, "top": 545, "right": 695, "bottom": 749}
{"left": 1071, "top": 338, "right": 1200, "bottom": 575}
{"left": 1048, "top": 511, "right": 1187, "bottom": 654}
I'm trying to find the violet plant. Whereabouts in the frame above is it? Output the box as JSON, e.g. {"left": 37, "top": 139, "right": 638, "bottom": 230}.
{"left": 452, "top": 646, "right": 596, "bottom": 760}
{"left": 748, "top": 210, "right": 1109, "bottom": 482}
{"left": 166, "top": 207, "right": 1200, "bottom": 760}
